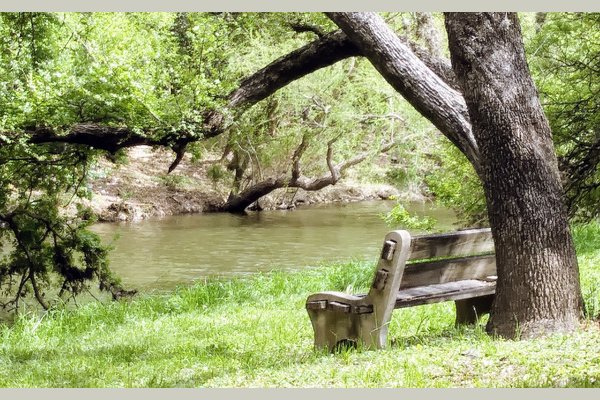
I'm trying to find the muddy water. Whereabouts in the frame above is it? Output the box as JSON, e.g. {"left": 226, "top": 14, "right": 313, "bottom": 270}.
{"left": 91, "top": 201, "right": 456, "bottom": 292}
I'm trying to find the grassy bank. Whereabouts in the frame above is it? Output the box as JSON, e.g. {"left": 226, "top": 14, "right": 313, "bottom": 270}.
{"left": 1, "top": 223, "right": 599, "bottom": 387}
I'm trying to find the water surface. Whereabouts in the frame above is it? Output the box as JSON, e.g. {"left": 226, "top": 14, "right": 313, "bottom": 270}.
{"left": 92, "top": 201, "right": 456, "bottom": 292}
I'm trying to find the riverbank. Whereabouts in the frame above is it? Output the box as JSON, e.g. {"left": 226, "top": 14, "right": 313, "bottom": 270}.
{"left": 0, "top": 222, "right": 598, "bottom": 387}
{"left": 84, "top": 146, "right": 410, "bottom": 222}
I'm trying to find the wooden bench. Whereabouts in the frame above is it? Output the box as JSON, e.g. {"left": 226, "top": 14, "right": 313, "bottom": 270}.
{"left": 305, "top": 228, "right": 496, "bottom": 351}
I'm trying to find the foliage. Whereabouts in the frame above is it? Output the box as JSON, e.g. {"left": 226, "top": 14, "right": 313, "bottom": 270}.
{"left": 0, "top": 13, "right": 212, "bottom": 309}
{"left": 424, "top": 143, "right": 487, "bottom": 227}
{"left": 159, "top": 174, "right": 194, "bottom": 191}
{"left": 572, "top": 220, "right": 600, "bottom": 318}
{"left": 527, "top": 13, "right": 600, "bottom": 220}
{"left": 381, "top": 202, "right": 436, "bottom": 231}
{"left": 0, "top": 139, "right": 125, "bottom": 311}
{"left": 0, "top": 13, "right": 241, "bottom": 134}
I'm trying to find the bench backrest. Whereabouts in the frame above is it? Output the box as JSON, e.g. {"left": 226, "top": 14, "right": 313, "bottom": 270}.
{"left": 408, "top": 228, "right": 494, "bottom": 260}
{"left": 401, "top": 228, "right": 495, "bottom": 289}
{"left": 365, "top": 228, "right": 495, "bottom": 328}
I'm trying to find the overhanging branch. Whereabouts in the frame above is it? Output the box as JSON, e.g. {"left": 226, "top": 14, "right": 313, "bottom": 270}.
{"left": 7, "top": 23, "right": 458, "bottom": 174}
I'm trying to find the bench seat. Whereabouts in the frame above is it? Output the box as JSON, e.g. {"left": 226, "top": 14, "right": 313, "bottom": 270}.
{"left": 395, "top": 278, "right": 495, "bottom": 308}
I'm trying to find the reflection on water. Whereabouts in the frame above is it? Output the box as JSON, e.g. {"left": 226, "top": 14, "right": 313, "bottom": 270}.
{"left": 91, "top": 201, "right": 456, "bottom": 292}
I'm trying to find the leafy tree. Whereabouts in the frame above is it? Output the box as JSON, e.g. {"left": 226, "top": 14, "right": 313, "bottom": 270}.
{"left": 0, "top": 134, "right": 129, "bottom": 310}
{"left": 0, "top": 12, "right": 243, "bottom": 309}
{"left": 527, "top": 12, "right": 600, "bottom": 221}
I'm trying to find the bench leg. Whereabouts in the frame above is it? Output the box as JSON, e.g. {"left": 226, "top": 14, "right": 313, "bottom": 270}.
{"left": 306, "top": 310, "right": 387, "bottom": 352}
{"left": 306, "top": 309, "right": 360, "bottom": 351}
{"left": 455, "top": 295, "right": 494, "bottom": 325}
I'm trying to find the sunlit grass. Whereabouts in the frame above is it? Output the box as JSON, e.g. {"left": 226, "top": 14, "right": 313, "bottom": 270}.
{"left": 0, "top": 222, "right": 598, "bottom": 387}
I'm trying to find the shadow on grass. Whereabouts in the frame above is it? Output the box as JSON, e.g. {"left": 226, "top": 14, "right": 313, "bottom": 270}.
{"left": 386, "top": 322, "right": 491, "bottom": 350}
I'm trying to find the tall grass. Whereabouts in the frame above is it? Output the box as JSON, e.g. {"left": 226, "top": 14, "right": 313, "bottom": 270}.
{"left": 573, "top": 221, "right": 600, "bottom": 319}
{"left": 0, "top": 223, "right": 598, "bottom": 387}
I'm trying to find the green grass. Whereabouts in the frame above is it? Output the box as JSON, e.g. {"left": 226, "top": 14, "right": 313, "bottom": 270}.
{"left": 0, "top": 223, "right": 599, "bottom": 387}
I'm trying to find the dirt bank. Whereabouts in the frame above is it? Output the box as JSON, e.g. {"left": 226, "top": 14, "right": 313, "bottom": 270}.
{"left": 84, "top": 146, "right": 419, "bottom": 222}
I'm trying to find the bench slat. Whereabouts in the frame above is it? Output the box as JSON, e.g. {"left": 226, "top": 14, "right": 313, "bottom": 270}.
{"left": 409, "top": 228, "right": 493, "bottom": 260}
{"left": 401, "top": 254, "right": 496, "bottom": 289}
{"left": 395, "top": 279, "right": 496, "bottom": 308}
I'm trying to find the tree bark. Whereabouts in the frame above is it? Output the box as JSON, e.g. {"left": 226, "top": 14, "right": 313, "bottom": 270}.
{"left": 445, "top": 12, "right": 583, "bottom": 338}
{"left": 414, "top": 12, "right": 443, "bottom": 58}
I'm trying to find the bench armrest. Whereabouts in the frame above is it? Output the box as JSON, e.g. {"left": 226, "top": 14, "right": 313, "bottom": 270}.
{"left": 306, "top": 291, "right": 371, "bottom": 314}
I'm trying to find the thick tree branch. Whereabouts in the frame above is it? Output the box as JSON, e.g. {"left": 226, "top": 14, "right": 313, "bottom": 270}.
{"left": 326, "top": 12, "right": 481, "bottom": 176}
{"left": 25, "top": 123, "right": 181, "bottom": 152}
{"left": 223, "top": 30, "right": 359, "bottom": 113}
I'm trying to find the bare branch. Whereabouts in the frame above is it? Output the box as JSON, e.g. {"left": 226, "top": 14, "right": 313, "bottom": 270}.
{"left": 292, "top": 133, "right": 311, "bottom": 181}
{"left": 218, "top": 133, "right": 403, "bottom": 213}
{"left": 325, "top": 135, "right": 342, "bottom": 182}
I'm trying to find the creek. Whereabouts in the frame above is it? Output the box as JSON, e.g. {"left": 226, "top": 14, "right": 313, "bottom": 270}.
{"left": 91, "top": 201, "right": 456, "bottom": 292}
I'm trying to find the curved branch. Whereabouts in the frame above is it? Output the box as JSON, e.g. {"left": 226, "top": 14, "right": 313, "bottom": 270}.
{"left": 218, "top": 137, "right": 400, "bottom": 213}
{"left": 26, "top": 123, "right": 176, "bottom": 152}
{"left": 327, "top": 12, "right": 482, "bottom": 176}
{"left": 223, "top": 30, "right": 360, "bottom": 113}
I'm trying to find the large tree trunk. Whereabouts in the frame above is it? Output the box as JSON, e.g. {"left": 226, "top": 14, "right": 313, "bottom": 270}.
{"left": 445, "top": 13, "right": 583, "bottom": 338}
